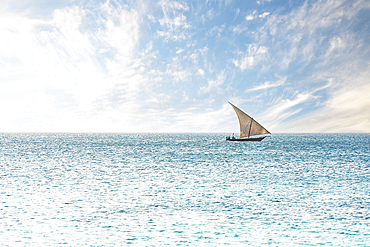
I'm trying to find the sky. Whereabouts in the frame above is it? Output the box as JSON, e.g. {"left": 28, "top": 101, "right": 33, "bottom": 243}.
{"left": 1, "top": 0, "right": 369, "bottom": 133}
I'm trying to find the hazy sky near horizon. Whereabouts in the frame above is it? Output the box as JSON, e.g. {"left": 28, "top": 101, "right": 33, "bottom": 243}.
{"left": 1, "top": 0, "right": 369, "bottom": 133}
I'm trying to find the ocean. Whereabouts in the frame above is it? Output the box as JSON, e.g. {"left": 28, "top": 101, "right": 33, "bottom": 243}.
{"left": 0, "top": 133, "right": 369, "bottom": 246}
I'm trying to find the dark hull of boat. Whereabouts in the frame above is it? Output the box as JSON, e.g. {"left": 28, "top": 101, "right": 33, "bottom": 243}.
{"left": 226, "top": 136, "right": 266, "bottom": 142}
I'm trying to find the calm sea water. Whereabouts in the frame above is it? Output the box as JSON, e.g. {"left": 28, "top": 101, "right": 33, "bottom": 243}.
{"left": 0, "top": 133, "right": 369, "bottom": 246}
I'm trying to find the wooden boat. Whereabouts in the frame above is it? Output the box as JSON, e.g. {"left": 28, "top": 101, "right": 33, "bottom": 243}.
{"left": 226, "top": 102, "right": 270, "bottom": 142}
{"left": 226, "top": 136, "right": 267, "bottom": 141}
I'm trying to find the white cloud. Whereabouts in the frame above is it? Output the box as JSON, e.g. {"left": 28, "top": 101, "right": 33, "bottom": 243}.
{"left": 257, "top": 0, "right": 273, "bottom": 4}
{"left": 147, "top": 14, "right": 156, "bottom": 22}
{"left": 231, "top": 24, "right": 248, "bottom": 34}
{"left": 189, "top": 53, "right": 199, "bottom": 62}
{"left": 206, "top": 24, "right": 225, "bottom": 37}
{"left": 165, "top": 56, "right": 192, "bottom": 82}
{"left": 325, "top": 36, "right": 347, "bottom": 56}
{"left": 265, "top": 93, "right": 315, "bottom": 128}
{"left": 245, "top": 10, "right": 257, "bottom": 21}
{"left": 157, "top": 0, "right": 191, "bottom": 42}
{"left": 235, "top": 8, "right": 240, "bottom": 18}
{"left": 225, "top": 0, "right": 232, "bottom": 6}
{"left": 199, "top": 71, "right": 225, "bottom": 94}
{"left": 277, "top": 67, "right": 370, "bottom": 133}
{"left": 246, "top": 14, "right": 254, "bottom": 21}
{"left": 158, "top": 0, "right": 189, "bottom": 11}
{"left": 176, "top": 48, "right": 184, "bottom": 54}
{"left": 232, "top": 44, "right": 268, "bottom": 70}
{"left": 261, "top": 0, "right": 361, "bottom": 69}
{"left": 206, "top": 9, "right": 215, "bottom": 20}
{"left": 246, "top": 0, "right": 370, "bottom": 133}
{"left": 267, "top": 1, "right": 369, "bottom": 132}
{"left": 245, "top": 77, "right": 286, "bottom": 92}
{"left": 196, "top": 69, "right": 205, "bottom": 76}
{"left": 259, "top": 12, "right": 270, "bottom": 18}
{"left": 159, "top": 13, "right": 190, "bottom": 29}
{"left": 0, "top": 2, "right": 160, "bottom": 132}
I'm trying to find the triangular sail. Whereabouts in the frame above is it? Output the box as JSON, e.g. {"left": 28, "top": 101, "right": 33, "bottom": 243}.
{"left": 229, "top": 102, "right": 270, "bottom": 138}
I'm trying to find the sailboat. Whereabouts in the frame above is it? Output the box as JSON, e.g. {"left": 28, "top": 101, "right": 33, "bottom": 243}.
{"left": 226, "top": 102, "right": 271, "bottom": 141}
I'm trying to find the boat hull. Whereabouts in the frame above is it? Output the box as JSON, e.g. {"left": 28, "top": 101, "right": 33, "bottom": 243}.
{"left": 226, "top": 136, "right": 266, "bottom": 142}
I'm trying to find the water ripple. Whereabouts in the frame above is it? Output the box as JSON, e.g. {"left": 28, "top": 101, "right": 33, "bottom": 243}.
{"left": 0, "top": 133, "right": 369, "bottom": 245}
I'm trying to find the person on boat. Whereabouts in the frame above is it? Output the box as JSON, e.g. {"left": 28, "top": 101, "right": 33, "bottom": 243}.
{"left": 232, "top": 133, "right": 235, "bottom": 139}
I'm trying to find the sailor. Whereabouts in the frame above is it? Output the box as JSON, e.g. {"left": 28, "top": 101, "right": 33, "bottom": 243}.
{"left": 232, "top": 133, "right": 235, "bottom": 139}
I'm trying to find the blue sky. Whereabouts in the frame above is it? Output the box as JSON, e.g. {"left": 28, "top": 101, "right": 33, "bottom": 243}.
{"left": 1, "top": 0, "right": 369, "bottom": 132}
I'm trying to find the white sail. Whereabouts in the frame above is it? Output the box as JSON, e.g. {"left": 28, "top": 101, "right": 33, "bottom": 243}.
{"left": 229, "top": 102, "right": 270, "bottom": 138}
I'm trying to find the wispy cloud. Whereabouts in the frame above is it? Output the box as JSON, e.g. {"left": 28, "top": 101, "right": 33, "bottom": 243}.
{"left": 157, "top": 0, "right": 191, "bottom": 42}
{"left": 265, "top": 93, "right": 315, "bottom": 125}
{"left": 245, "top": 77, "right": 286, "bottom": 92}
{"left": 232, "top": 44, "right": 268, "bottom": 70}
{"left": 248, "top": 0, "right": 370, "bottom": 132}
{"left": 158, "top": 0, "right": 189, "bottom": 11}
{"left": 206, "top": 24, "right": 225, "bottom": 37}
{"left": 231, "top": 24, "right": 248, "bottom": 34}
{"left": 257, "top": 0, "right": 273, "bottom": 4}
{"left": 278, "top": 66, "right": 370, "bottom": 133}
{"left": 261, "top": 0, "right": 365, "bottom": 69}
{"left": 199, "top": 71, "right": 226, "bottom": 94}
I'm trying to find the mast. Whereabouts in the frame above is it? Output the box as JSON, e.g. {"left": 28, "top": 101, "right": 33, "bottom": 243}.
{"left": 248, "top": 118, "right": 253, "bottom": 138}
